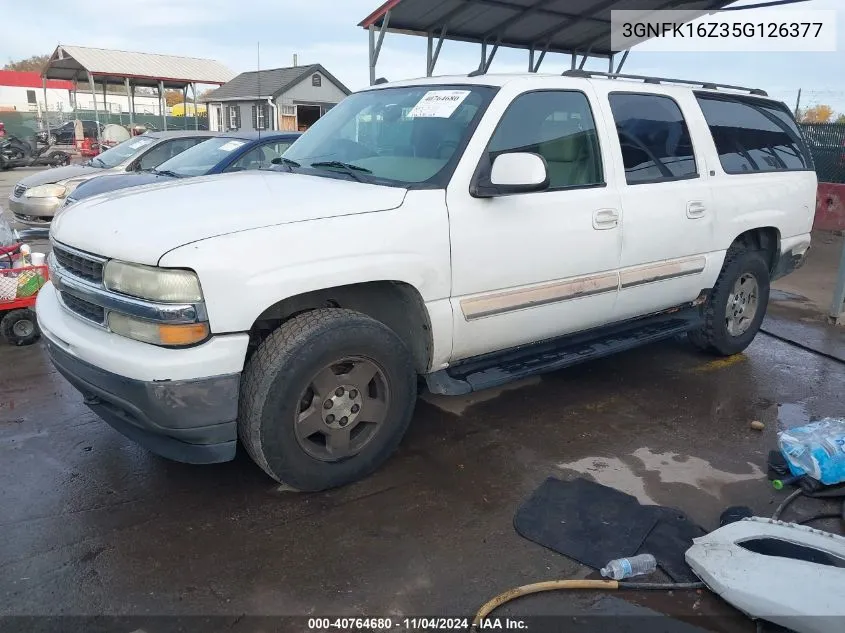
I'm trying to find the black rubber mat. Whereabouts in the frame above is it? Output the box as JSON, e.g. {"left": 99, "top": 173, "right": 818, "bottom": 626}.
{"left": 515, "top": 477, "right": 705, "bottom": 581}
{"left": 638, "top": 510, "right": 707, "bottom": 583}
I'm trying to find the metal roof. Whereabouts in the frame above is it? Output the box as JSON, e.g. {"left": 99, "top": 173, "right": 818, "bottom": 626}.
{"left": 202, "top": 64, "right": 351, "bottom": 102}
{"left": 359, "top": 0, "right": 738, "bottom": 58}
{"left": 43, "top": 45, "right": 235, "bottom": 88}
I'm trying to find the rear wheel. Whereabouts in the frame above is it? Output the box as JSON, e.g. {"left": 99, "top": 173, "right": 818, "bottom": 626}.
{"left": 689, "top": 249, "right": 770, "bottom": 356}
{"left": 238, "top": 308, "right": 417, "bottom": 491}
{"left": 1, "top": 309, "right": 40, "bottom": 346}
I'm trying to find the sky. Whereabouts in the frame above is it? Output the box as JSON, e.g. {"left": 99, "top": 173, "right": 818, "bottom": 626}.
{"left": 2, "top": 0, "right": 844, "bottom": 114}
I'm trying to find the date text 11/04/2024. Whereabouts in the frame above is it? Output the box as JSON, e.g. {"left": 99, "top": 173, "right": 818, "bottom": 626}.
{"left": 307, "top": 617, "right": 527, "bottom": 630}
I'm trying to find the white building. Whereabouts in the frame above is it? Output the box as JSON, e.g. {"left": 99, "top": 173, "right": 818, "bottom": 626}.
{"left": 0, "top": 70, "right": 167, "bottom": 115}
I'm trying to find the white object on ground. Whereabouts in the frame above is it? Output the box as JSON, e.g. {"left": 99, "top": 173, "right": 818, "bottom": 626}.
{"left": 600, "top": 553, "right": 657, "bottom": 580}
{"left": 685, "top": 516, "right": 845, "bottom": 633}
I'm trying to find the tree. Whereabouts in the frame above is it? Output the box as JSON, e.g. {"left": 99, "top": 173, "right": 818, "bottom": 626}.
{"left": 836, "top": 114, "right": 845, "bottom": 125}
{"left": 800, "top": 104, "right": 834, "bottom": 124}
{"left": 4, "top": 54, "right": 50, "bottom": 72}
{"left": 164, "top": 90, "right": 185, "bottom": 106}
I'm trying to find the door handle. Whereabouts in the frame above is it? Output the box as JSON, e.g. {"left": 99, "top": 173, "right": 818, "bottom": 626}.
{"left": 592, "top": 208, "right": 620, "bottom": 230}
{"left": 687, "top": 201, "right": 706, "bottom": 219}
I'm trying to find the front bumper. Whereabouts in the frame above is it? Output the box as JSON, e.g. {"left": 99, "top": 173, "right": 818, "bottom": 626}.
{"left": 36, "top": 282, "right": 247, "bottom": 464}
{"left": 9, "top": 194, "right": 63, "bottom": 225}
{"left": 43, "top": 335, "right": 240, "bottom": 464}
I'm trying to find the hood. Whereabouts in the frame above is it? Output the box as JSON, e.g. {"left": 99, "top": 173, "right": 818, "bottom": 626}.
{"left": 51, "top": 171, "right": 408, "bottom": 265}
{"left": 70, "top": 172, "right": 172, "bottom": 201}
{"left": 17, "top": 164, "right": 109, "bottom": 187}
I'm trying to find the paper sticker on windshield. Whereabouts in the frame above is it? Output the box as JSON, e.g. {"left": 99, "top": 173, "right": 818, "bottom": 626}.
{"left": 218, "top": 140, "right": 246, "bottom": 152}
{"left": 128, "top": 138, "right": 154, "bottom": 149}
{"left": 407, "top": 90, "right": 471, "bottom": 118}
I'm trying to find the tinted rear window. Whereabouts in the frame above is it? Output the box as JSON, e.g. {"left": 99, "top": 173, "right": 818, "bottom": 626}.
{"left": 608, "top": 93, "right": 698, "bottom": 184}
{"left": 695, "top": 94, "right": 810, "bottom": 174}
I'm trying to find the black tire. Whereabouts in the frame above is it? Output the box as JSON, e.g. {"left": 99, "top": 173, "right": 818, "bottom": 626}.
{"left": 238, "top": 308, "right": 417, "bottom": 491}
{"left": 1, "top": 308, "right": 40, "bottom": 346}
{"left": 688, "top": 248, "right": 770, "bottom": 356}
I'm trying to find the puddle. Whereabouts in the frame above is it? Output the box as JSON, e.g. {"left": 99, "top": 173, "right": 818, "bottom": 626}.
{"left": 777, "top": 402, "right": 812, "bottom": 430}
{"left": 631, "top": 448, "right": 765, "bottom": 497}
{"left": 556, "top": 456, "right": 657, "bottom": 504}
{"left": 558, "top": 448, "right": 766, "bottom": 504}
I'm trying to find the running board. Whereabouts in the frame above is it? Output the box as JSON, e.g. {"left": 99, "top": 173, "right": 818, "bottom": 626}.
{"left": 426, "top": 308, "right": 702, "bottom": 395}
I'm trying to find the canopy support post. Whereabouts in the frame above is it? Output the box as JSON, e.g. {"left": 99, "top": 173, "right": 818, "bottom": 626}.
{"left": 192, "top": 83, "right": 199, "bottom": 130}
{"left": 86, "top": 72, "right": 101, "bottom": 145}
{"left": 42, "top": 75, "right": 51, "bottom": 143}
{"left": 426, "top": 27, "right": 446, "bottom": 76}
{"left": 368, "top": 10, "right": 391, "bottom": 85}
{"left": 158, "top": 80, "right": 167, "bottom": 131}
{"left": 615, "top": 50, "right": 630, "bottom": 73}
{"left": 125, "top": 78, "right": 134, "bottom": 129}
{"left": 102, "top": 80, "right": 108, "bottom": 124}
{"left": 483, "top": 40, "right": 499, "bottom": 73}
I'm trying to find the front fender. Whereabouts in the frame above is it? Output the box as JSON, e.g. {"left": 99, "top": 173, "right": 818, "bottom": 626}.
{"left": 157, "top": 190, "right": 453, "bottom": 335}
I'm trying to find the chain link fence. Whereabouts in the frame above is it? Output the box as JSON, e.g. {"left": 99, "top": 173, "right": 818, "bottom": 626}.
{"left": 0, "top": 109, "right": 207, "bottom": 144}
{"left": 799, "top": 123, "right": 845, "bottom": 184}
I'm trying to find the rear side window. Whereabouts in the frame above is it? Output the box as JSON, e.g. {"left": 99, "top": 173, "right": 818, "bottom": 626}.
{"left": 608, "top": 93, "right": 698, "bottom": 184}
{"left": 695, "top": 94, "right": 810, "bottom": 173}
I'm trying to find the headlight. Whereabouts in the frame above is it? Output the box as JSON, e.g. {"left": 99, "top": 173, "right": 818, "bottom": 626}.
{"left": 25, "top": 183, "right": 68, "bottom": 198}
{"left": 108, "top": 312, "right": 209, "bottom": 346}
{"left": 103, "top": 261, "right": 203, "bottom": 302}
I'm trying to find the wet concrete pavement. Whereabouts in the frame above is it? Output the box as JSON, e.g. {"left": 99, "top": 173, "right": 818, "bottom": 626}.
{"left": 2, "top": 323, "right": 844, "bottom": 631}
{"left": 3, "top": 167, "right": 845, "bottom": 631}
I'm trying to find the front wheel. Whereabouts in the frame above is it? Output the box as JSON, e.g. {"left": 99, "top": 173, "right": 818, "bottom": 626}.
{"left": 238, "top": 308, "right": 417, "bottom": 491}
{"left": 689, "top": 249, "right": 770, "bottom": 356}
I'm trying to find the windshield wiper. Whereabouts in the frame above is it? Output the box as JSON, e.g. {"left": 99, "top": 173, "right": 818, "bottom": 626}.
{"left": 309, "top": 160, "right": 372, "bottom": 182}
{"left": 153, "top": 169, "right": 183, "bottom": 178}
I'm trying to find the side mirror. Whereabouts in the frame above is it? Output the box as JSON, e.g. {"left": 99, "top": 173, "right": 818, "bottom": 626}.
{"left": 471, "top": 152, "right": 549, "bottom": 198}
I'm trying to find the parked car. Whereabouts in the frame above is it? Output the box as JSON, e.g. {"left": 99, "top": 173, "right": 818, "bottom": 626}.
{"left": 36, "top": 120, "right": 103, "bottom": 146}
{"left": 64, "top": 131, "right": 301, "bottom": 205}
{"left": 38, "top": 73, "right": 815, "bottom": 491}
{"left": 8, "top": 130, "right": 217, "bottom": 225}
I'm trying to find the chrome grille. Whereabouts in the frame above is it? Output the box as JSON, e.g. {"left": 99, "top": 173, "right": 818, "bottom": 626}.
{"left": 53, "top": 245, "right": 104, "bottom": 284}
{"left": 13, "top": 184, "right": 27, "bottom": 198}
{"left": 60, "top": 292, "right": 105, "bottom": 324}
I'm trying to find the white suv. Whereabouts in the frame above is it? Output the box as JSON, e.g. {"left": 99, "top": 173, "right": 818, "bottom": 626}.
{"left": 37, "top": 72, "right": 816, "bottom": 490}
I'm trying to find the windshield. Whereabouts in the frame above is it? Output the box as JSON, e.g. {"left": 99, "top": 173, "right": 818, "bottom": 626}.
{"left": 155, "top": 136, "right": 249, "bottom": 176}
{"left": 90, "top": 135, "right": 157, "bottom": 168}
{"left": 282, "top": 85, "right": 496, "bottom": 187}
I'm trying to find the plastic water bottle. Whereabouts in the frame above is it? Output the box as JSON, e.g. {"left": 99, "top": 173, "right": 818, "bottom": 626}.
{"left": 778, "top": 418, "right": 845, "bottom": 486}
{"left": 600, "top": 554, "right": 657, "bottom": 580}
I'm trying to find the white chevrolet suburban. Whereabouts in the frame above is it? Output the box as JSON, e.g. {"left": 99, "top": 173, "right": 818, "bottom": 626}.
{"left": 37, "top": 71, "right": 816, "bottom": 491}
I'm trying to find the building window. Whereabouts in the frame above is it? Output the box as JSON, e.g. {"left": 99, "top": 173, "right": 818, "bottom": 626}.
{"left": 253, "top": 103, "right": 269, "bottom": 130}
{"left": 280, "top": 105, "right": 296, "bottom": 116}
{"left": 312, "top": 74, "right": 322, "bottom": 87}
{"left": 228, "top": 105, "right": 239, "bottom": 130}
{"left": 26, "top": 90, "right": 37, "bottom": 104}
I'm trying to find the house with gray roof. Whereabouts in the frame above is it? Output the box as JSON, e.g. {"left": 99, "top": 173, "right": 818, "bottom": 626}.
{"left": 202, "top": 63, "right": 350, "bottom": 134}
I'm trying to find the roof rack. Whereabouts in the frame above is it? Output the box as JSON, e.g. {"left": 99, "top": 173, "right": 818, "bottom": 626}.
{"left": 561, "top": 69, "right": 768, "bottom": 97}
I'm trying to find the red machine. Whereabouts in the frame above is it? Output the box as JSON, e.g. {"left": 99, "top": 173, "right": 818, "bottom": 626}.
{"left": 0, "top": 217, "right": 48, "bottom": 346}
{"left": 78, "top": 137, "right": 100, "bottom": 157}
